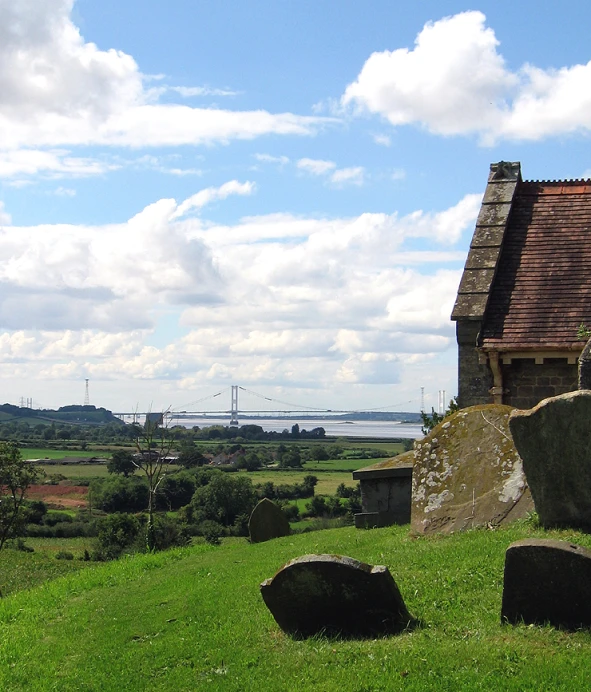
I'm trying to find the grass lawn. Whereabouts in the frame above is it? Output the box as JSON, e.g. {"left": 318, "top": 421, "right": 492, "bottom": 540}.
{"left": 0, "top": 540, "right": 95, "bottom": 597}
{"left": 2, "top": 520, "right": 591, "bottom": 690}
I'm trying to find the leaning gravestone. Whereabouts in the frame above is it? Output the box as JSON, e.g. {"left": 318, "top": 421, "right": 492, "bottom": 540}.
{"left": 248, "top": 498, "right": 291, "bottom": 543}
{"left": 412, "top": 404, "right": 532, "bottom": 535}
{"left": 509, "top": 391, "right": 591, "bottom": 529}
{"left": 260, "top": 554, "right": 412, "bottom": 638}
{"left": 501, "top": 539, "right": 591, "bottom": 630}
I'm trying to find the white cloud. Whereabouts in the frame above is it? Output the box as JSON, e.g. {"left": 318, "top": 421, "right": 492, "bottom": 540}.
{"left": 342, "top": 10, "right": 591, "bottom": 143}
{"left": 54, "top": 186, "right": 76, "bottom": 197}
{"left": 372, "top": 133, "right": 391, "bottom": 147}
{"left": 0, "top": 149, "right": 119, "bottom": 178}
{"left": 330, "top": 166, "right": 365, "bottom": 186}
{"left": 0, "top": 180, "right": 256, "bottom": 331}
{"left": 173, "top": 180, "right": 255, "bottom": 218}
{"left": 297, "top": 158, "right": 337, "bottom": 175}
{"left": 168, "top": 86, "right": 239, "bottom": 98}
{"left": 0, "top": 188, "right": 476, "bottom": 397}
{"left": 254, "top": 153, "right": 290, "bottom": 165}
{"left": 0, "top": 202, "right": 11, "bottom": 225}
{"left": 0, "top": 0, "right": 334, "bottom": 155}
{"left": 296, "top": 159, "right": 366, "bottom": 186}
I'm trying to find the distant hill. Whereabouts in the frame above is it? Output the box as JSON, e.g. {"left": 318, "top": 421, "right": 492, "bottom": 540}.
{"left": 0, "top": 403, "right": 123, "bottom": 425}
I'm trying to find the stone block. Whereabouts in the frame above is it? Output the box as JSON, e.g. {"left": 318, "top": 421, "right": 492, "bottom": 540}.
{"left": 260, "top": 554, "right": 413, "bottom": 638}
{"left": 465, "top": 247, "right": 502, "bottom": 270}
{"left": 412, "top": 405, "right": 533, "bottom": 535}
{"left": 457, "top": 269, "right": 495, "bottom": 294}
{"left": 476, "top": 203, "right": 512, "bottom": 227}
{"left": 248, "top": 498, "right": 290, "bottom": 543}
{"left": 352, "top": 458, "right": 412, "bottom": 528}
{"left": 509, "top": 391, "right": 591, "bottom": 528}
{"left": 501, "top": 539, "right": 591, "bottom": 630}
{"left": 470, "top": 225, "right": 506, "bottom": 247}
{"left": 451, "top": 293, "right": 489, "bottom": 320}
{"left": 482, "top": 180, "right": 518, "bottom": 204}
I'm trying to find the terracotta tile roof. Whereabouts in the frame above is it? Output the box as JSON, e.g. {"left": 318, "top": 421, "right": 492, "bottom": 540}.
{"left": 480, "top": 180, "right": 591, "bottom": 351}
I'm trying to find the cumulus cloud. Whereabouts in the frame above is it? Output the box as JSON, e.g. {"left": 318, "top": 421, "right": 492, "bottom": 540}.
{"left": 0, "top": 180, "right": 254, "bottom": 331}
{"left": 0, "top": 186, "right": 477, "bottom": 396}
{"left": 0, "top": 0, "right": 333, "bottom": 155}
{"left": 342, "top": 10, "right": 591, "bottom": 143}
{"left": 0, "top": 202, "right": 11, "bottom": 225}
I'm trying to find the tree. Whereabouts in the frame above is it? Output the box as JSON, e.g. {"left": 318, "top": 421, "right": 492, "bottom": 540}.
{"left": 0, "top": 442, "right": 40, "bottom": 550}
{"left": 131, "top": 413, "right": 176, "bottom": 551}
{"left": 420, "top": 397, "right": 460, "bottom": 435}
{"left": 311, "top": 446, "right": 330, "bottom": 462}
{"left": 107, "top": 450, "right": 136, "bottom": 477}
{"left": 177, "top": 444, "right": 206, "bottom": 468}
{"left": 188, "top": 472, "right": 258, "bottom": 528}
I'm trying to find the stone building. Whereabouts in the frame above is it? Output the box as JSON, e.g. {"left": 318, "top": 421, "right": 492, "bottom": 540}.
{"left": 452, "top": 161, "right": 591, "bottom": 409}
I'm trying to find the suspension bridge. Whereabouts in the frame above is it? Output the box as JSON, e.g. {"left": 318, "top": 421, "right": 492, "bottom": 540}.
{"left": 113, "top": 385, "right": 421, "bottom": 427}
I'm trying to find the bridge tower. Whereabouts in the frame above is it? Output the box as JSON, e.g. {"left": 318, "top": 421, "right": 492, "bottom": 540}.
{"left": 230, "top": 385, "right": 239, "bottom": 427}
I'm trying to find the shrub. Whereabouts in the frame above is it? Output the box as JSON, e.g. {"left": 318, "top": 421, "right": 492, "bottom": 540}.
{"left": 94, "top": 512, "right": 141, "bottom": 560}
{"left": 151, "top": 515, "right": 190, "bottom": 551}
{"left": 280, "top": 503, "right": 300, "bottom": 522}
{"left": 187, "top": 473, "right": 258, "bottom": 527}
{"left": 90, "top": 476, "right": 149, "bottom": 513}
{"left": 198, "top": 520, "right": 223, "bottom": 545}
{"left": 55, "top": 550, "right": 74, "bottom": 560}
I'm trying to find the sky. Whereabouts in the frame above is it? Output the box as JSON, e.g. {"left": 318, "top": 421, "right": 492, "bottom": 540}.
{"left": 2, "top": 0, "right": 591, "bottom": 416}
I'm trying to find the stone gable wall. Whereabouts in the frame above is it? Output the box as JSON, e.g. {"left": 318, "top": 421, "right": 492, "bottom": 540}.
{"left": 456, "top": 321, "right": 493, "bottom": 408}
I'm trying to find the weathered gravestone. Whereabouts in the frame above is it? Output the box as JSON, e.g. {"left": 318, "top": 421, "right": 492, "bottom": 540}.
{"left": 509, "top": 390, "right": 591, "bottom": 529}
{"left": 260, "top": 554, "right": 412, "bottom": 638}
{"left": 248, "top": 498, "right": 291, "bottom": 543}
{"left": 501, "top": 539, "right": 591, "bottom": 630}
{"left": 411, "top": 404, "right": 532, "bottom": 535}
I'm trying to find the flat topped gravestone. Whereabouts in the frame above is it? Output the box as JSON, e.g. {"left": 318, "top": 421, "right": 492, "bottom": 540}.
{"left": 260, "top": 554, "right": 412, "bottom": 638}
{"left": 248, "top": 498, "right": 290, "bottom": 543}
{"left": 509, "top": 390, "right": 591, "bottom": 529}
{"left": 502, "top": 539, "right": 591, "bottom": 630}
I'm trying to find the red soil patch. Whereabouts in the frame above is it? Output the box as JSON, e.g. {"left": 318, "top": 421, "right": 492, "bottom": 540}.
{"left": 26, "top": 484, "right": 88, "bottom": 509}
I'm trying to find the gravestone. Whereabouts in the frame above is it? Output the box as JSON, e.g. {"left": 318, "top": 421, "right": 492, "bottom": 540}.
{"left": 501, "top": 539, "right": 591, "bottom": 630}
{"left": 509, "top": 390, "right": 591, "bottom": 528}
{"left": 248, "top": 498, "right": 291, "bottom": 543}
{"left": 412, "top": 404, "right": 532, "bottom": 534}
{"left": 260, "top": 554, "right": 412, "bottom": 638}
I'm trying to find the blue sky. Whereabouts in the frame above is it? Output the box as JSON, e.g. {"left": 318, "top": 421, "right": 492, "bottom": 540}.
{"left": 2, "top": 0, "right": 591, "bottom": 414}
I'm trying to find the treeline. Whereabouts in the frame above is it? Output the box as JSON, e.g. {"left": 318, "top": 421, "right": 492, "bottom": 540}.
{"left": 178, "top": 422, "right": 326, "bottom": 441}
{"left": 20, "top": 468, "right": 361, "bottom": 557}
{"left": 0, "top": 404, "right": 121, "bottom": 424}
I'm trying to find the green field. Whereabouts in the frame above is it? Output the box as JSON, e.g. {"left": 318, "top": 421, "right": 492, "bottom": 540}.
{"left": 302, "top": 457, "right": 388, "bottom": 472}
{"left": 237, "top": 469, "right": 357, "bottom": 496}
{"left": 22, "top": 448, "right": 102, "bottom": 460}
{"left": 2, "top": 521, "right": 591, "bottom": 690}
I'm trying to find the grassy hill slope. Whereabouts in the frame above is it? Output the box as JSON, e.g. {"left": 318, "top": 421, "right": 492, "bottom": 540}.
{"left": 1, "top": 523, "right": 591, "bottom": 691}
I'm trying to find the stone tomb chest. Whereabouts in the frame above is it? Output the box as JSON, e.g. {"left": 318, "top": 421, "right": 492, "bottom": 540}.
{"left": 353, "top": 453, "right": 413, "bottom": 528}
